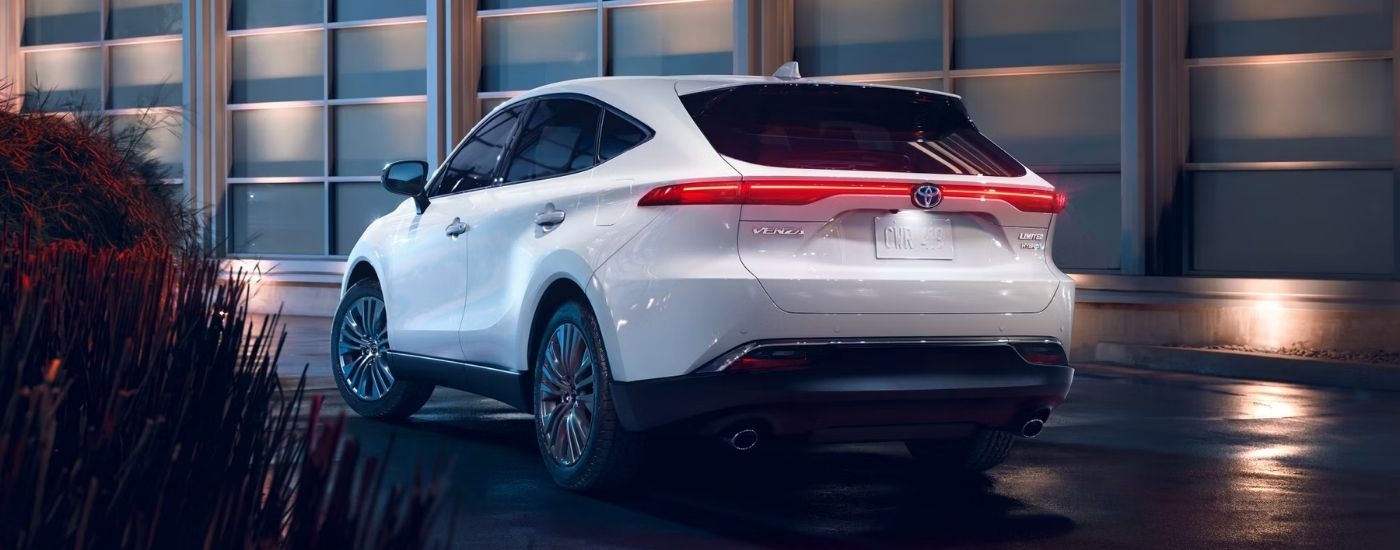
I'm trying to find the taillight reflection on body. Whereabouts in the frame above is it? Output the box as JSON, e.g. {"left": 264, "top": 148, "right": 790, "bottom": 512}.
{"left": 638, "top": 178, "right": 1067, "bottom": 213}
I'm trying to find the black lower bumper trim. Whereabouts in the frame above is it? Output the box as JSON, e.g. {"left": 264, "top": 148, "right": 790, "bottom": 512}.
{"left": 611, "top": 344, "right": 1073, "bottom": 439}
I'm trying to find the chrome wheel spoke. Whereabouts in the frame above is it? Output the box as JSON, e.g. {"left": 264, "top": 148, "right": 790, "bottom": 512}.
{"left": 566, "top": 409, "right": 584, "bottom": 463}
{"left": 379, "top": 356, "right": 395, "bottom": 385}
{"left": 565, "top": 325, "right": 585, "bottom": 378}
{"left": 549, "top": 404, "right": 571, "bottom": 461}
{"left": 337, "top": 338, "right": 360, "bottom": 356}
{"left": 574, "top": 354, "right": 595, "bottom": 393}
{"left": 341, "top": 326, "right": 370, "bottom": 347}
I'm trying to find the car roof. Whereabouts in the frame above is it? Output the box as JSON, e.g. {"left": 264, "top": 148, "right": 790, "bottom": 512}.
{"left": 506, "top": 75, "right": 960, "bottom": 115}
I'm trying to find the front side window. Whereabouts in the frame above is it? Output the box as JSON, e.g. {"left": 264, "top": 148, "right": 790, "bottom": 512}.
{"left": 434, "top": 103, "right": 526, "bottom": 196}
{"left": 503, "top": 98, "right": 602, "bottom": 183}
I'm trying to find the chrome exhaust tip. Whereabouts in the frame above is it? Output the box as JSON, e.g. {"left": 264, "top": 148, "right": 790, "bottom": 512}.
{"left": 1020, "top": 418, "right": 1045, "bottom": 438}
{"left": 726, "top": 428, "right": 760, "bottom": 451}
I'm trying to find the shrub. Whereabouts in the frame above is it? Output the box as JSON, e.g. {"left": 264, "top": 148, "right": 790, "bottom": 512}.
{"left": 0, "top": 82, "right": 197, "bottom": 252}
{"left": 0, "top": 236, "right": 449, "bottom": 549}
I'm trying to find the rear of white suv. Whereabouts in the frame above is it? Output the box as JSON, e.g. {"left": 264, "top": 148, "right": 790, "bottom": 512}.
{"left": 332, "top": 75, "right": 1075, "bottom": 491}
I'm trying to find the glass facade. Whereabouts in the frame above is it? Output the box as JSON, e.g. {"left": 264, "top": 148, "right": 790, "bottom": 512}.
{"left": 224, "top": 0, "right": 428, "bottom": 255}
{"left": 1185, "top": 0, "right": 1396, "bottom": 277}
{"left": 5, "top": 0, "right": 1398, "bottom": 283}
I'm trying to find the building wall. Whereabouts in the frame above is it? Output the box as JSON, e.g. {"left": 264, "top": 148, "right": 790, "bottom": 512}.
{"left": 5, "top": 0, "right": 1400, "bottom": 354}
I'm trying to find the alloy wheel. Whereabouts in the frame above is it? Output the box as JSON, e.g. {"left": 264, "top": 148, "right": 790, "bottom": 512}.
{"left": 337, "top": 296, "right": 395, "bottom": 400}
{"left": 537, "top": 322, "right": 598, "bottom": 466}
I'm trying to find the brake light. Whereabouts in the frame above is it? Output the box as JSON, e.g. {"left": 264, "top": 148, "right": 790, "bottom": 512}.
{"left": 638, "top": 178, "right": 1067, "bottom": 213}
{"left": 744, "top": 180, "right": 912, "bottom": 205}
{"left": 636, "top": 179, "right": 743, "bottom": 206}
{"left": 941, "top": 185, "right": 1067, "bottom": 214}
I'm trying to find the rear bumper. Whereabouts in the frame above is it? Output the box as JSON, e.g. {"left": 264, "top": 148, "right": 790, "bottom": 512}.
{"left": 610, "top": 342, "right": 1073, "bottom": 442}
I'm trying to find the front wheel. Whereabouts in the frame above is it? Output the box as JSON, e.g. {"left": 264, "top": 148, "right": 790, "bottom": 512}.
{"left": 330, "top": 280, "right": 433, "bottom": 420}
{"left": 533, "top": 300, "right": 642, "bottom": 491}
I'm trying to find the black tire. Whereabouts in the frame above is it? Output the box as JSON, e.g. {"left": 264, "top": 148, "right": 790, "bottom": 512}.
{"left": 532, "top": 300, "right": 643, "bottom": 491}
{"left": 905, "top": 430, "right": 1016, "bottom": 472}
{"left": 330, "top": 280, "right": 433, "bottom": 420}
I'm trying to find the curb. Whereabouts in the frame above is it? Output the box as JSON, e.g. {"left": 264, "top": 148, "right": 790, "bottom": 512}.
{"left": 1094, "top": 342, "right": 1400, "bottom": 392}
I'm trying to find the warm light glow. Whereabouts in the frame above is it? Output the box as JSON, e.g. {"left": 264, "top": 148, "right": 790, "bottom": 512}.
{"left": 1250, "top": 298, "right": 1287, "bottom": 349}
{"left": 1239, "top": 444, "right": 1301, "bottom": 462}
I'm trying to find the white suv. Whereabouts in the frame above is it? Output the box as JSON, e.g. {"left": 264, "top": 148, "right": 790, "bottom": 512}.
{"left": 332, "top": 71, "right": 1076, "bottom": 490}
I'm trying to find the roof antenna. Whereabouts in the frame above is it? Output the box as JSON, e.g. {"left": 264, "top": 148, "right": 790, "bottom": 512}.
{"left": 772, "top": 61, "right": 801, "bottom": 80}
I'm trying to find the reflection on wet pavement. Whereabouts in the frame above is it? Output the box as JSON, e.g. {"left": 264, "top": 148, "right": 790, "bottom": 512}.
{"left": 276, "top": 318, "right": 1400, "bottom": 549}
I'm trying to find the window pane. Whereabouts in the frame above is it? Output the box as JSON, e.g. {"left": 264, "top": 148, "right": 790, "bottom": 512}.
{"left": 482, "top": 97, "right": 513, "bottom": 119}
{"left": 504, "top": 99, "right": 601, "bottom": 182}
{"left": 334, "top": 0, "right": 424, "bottom": 22}
{"left": 335, "top": 183, "right": 401, "bottom": 254}
{"left": 230, "top": 0, "right": 323, "bottom": 30}
{"left": 957, "top": 71, "right": 1121, "bottom": 166}
{"left": 231, "top": 32, "right": 324, "bottom": 103}
{"left": 1189, "top": 0, "right": 1392, "bottom": 58}
{"left": 22, "top": 0, "right": 100, "bottom": 45}
{"left": 599, "top": 111, "right": 647, "bottom": 161}
{"left": 334, "top": 103, "right": 427, "bottom": 176}
{"left": 110, "top": 0, "right": 182, "bottom": 39}
{"left": 231, "top": 108, "right": 325, "bottom": 177}
{"left": 110, "top": 41, "right": 183, "bottom": 108}
{"left": 1190, "top": 60, "right": 1393, "bottom": 163}
{"left": 113, "top": 113, "right": 184, "bottom": 174}
{"left": 955, "top": 0, "right": 1119, "bottom": 69}
{"left": 437, "top": 105, "right": 526, "bottom": 195}
{"left": 231, "top": 183, "right": 325, "bottom": 254}
{"left": 609, "top": 1, "right": 733, "bottom": 76}
{"left": 333, "top": 24, "right": 427, "bottom": 99}
{"left": 23, "top": 48, "right": 102, "bottom": 112}
{"left": 481, "top": 0, "right": 574, "bottom": 9}
{"left": 1192, "top": 171, "right": 1394, "bottom": 275}
{"left": 794, "top": 0, "right": 942, "bottom": 76}
{"left": 482, "top": 11, "right": 599, "bottom": 91}
{"left": 1045, "top": 173, "right": 1120, "bottom": 271}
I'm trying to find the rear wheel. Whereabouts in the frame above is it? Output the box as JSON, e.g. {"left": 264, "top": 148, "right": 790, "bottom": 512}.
{"left": 905, "top": 430, "right": 1016, "bottom": 472}
{"left": 533, "top": 300, "right": 642, "bottom": 491}
{"left": 330, "top": 280, "right": 433, "bottom": 420}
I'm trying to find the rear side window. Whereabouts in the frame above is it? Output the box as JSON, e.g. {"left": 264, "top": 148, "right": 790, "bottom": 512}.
{"left": 599, "top": 111, "right": 648, "bottom": 162}
{"left": 681, "top": 84, "right": 1026, "bottom": 177}
{"left": 504, "top": 98, "right": 602, "bottom": 183}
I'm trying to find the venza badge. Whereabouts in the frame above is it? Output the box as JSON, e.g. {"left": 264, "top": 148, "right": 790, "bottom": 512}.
{"left": 912, "top": 183, "right": 943, "bottom": 209}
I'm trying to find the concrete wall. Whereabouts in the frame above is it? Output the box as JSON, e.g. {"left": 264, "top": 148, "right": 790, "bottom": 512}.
{"left": 1073, "top": 302, "right": 1400, "bottom": 361}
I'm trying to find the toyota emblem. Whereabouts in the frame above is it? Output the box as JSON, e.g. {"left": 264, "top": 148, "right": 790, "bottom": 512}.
{"left": 912, "top": 183, "right": 942, "bottom": 209}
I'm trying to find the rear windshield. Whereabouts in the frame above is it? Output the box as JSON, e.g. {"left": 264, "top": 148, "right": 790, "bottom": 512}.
{"left": 681, "top": 84, "right": 1026, "bottom": 177}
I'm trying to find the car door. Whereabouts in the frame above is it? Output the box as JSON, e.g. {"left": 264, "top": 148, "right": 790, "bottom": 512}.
{"left": 381, "top": 103, "right": 527, "bottom": 360}
{"left": 458, "top": 97, "right": 604, "bottom": 369}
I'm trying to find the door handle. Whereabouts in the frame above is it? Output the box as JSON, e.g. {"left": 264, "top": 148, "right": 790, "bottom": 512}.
{"left": 445, "top": 217, "right": 468, "bottom": 237}
{"left": 534, "top": 205, "right": 566, "bottom": 227}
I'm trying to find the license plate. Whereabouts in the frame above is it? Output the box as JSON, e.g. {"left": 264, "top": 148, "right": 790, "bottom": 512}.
{"left": 874, "top": 214, "right": 954, "bottom": 260}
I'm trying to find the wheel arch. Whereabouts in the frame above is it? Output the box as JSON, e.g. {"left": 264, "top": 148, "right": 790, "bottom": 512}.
{"left": 344, "top": 260, "right": 379, "bottom": 294}
{"left": 526, "top": 276, "right": 591, "bottom": 374}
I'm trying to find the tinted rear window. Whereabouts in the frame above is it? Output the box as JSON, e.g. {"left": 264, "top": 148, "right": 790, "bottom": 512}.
{"left": 681, "top": 84, "right": 1026, "bottom": 177}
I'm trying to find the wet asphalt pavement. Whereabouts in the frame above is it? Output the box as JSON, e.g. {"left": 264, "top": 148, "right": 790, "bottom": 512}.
{"left": 278, "top": 316, "right": 1400, "bottom": 549}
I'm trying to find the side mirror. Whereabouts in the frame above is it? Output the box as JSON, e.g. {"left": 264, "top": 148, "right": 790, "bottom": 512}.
{"left": 381, "top": 160, "right": 430, "bottom": 213}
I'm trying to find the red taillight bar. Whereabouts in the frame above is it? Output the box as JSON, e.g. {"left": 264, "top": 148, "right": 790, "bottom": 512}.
{"left": 637, "top": 178, "right": 1067, "bottom": 213}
